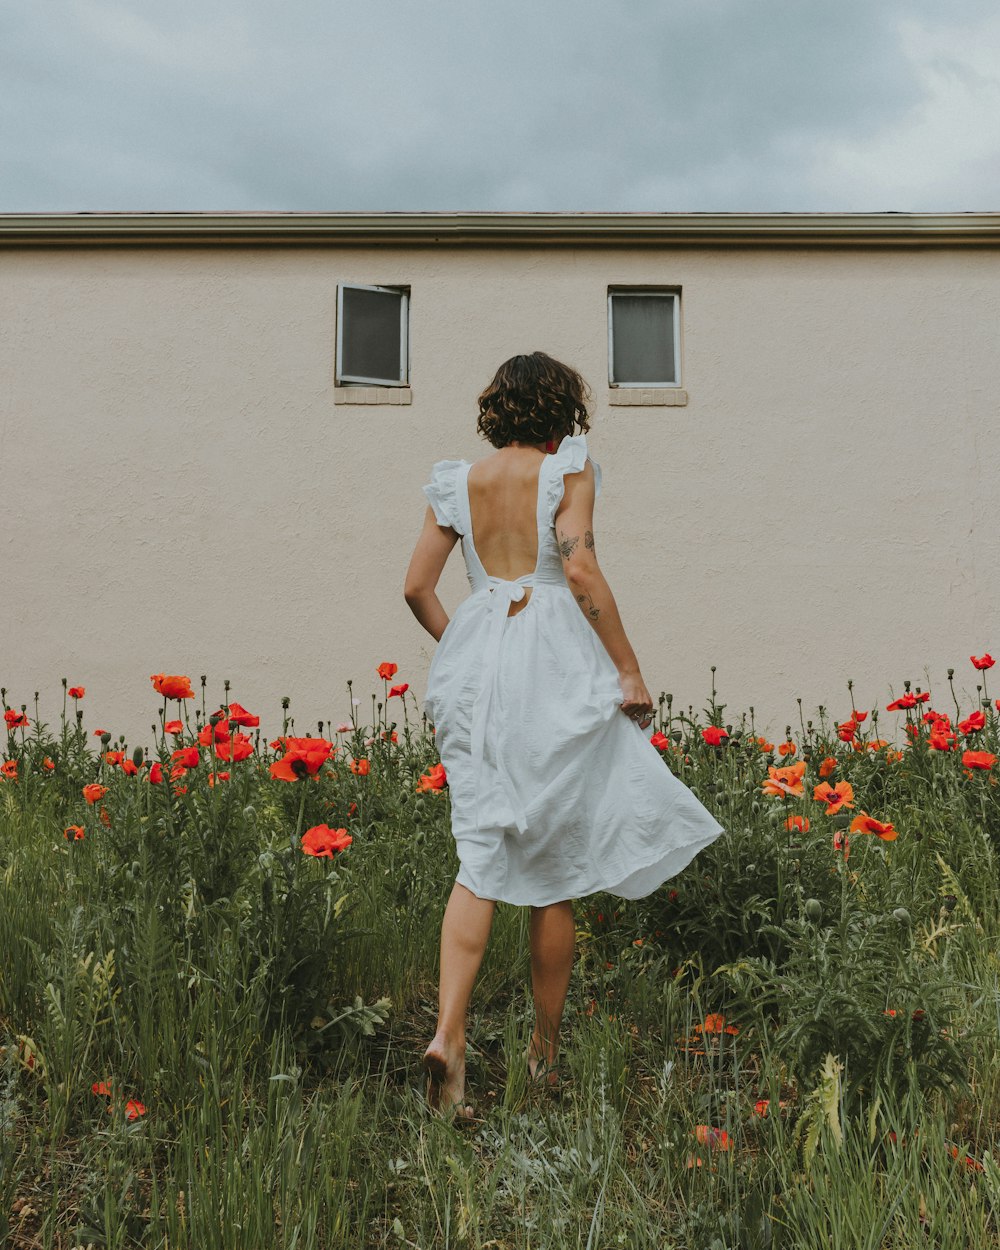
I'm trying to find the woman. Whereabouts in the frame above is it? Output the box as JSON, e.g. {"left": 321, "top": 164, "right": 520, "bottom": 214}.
{"left": 404, "top": 351, "right": 726, "bottom": 1120}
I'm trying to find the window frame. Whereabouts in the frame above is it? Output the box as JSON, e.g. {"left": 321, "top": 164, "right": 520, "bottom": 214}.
{"left": 607, "top": 287, "right": 682, "bottom": 388}
{"left": 336, "top": 282, "right": 410, "bottom": 387}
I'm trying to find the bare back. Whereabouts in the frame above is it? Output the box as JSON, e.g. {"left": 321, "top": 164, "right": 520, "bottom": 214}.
{"left": 466, "top": 448, "right": 547, "bottom": 616}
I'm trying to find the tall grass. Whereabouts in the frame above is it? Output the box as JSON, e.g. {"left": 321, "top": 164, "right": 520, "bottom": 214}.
{"left": 0, "top": 665, "right": 998, "bottom": 1248}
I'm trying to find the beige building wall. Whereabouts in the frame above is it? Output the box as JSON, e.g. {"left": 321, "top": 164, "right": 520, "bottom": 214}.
{"left": 2, "top": 214, "right": 998, "bottom": 749}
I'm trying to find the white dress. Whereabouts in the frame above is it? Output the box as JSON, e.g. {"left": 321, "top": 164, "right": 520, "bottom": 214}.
{"left": 421, "top": 432, "right": 726, "bottom": 908}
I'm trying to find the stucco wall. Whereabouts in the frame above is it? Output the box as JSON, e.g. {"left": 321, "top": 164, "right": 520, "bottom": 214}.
{"left": 2, "top": 241, "right": 998, "bottom": 748}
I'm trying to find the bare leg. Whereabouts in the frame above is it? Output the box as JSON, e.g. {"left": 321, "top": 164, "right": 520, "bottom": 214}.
{"left": 525, "top": 899, "right": 576, "bottom": 1085}
{"left": 423, "top": 880, "right": 496, "bottom": 1116}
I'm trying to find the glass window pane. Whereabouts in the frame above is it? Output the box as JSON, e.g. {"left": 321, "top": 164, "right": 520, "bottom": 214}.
{"left": 341, "top": 287, "right": 404, "bottom": 382}
{"left": 611, "top": 294, "right": 676, "bottom": 384}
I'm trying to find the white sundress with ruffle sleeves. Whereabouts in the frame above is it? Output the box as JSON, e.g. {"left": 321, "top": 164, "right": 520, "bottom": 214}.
{"left": 420, "top": 432, "right": 726, "bottom": 907}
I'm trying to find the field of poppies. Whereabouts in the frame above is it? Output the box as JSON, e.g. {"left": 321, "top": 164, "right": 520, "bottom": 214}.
{"left": 1, "top": 657, "right": 999, "bottom": 1248}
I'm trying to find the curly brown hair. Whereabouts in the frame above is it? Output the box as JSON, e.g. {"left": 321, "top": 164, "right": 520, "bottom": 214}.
{"left": 476, "top": 351, "right": 593, "bottom": 448}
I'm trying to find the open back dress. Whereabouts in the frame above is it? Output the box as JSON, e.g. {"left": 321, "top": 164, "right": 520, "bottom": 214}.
{"left": 421, "top": 431, "right": 726, "bottom": 907}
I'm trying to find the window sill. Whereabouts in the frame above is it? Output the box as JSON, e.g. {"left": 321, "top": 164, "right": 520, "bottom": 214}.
{"left": 335, "top": 386, "right": 412, "bottom": 405}
{"left": 608, "top": 388, "right": 687, "bottom": 406}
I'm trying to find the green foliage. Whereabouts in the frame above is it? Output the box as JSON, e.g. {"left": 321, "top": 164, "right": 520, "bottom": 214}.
{"left": 0, "top": 671, "right": 998, "bottom": 1244}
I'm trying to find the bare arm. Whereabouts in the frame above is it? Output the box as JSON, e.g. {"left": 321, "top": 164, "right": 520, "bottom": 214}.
{"left": 555, "top": 461, "right": 652, "bottom": 725}
{"left": 563, "top": 563, "right": 642, "bottom": 677}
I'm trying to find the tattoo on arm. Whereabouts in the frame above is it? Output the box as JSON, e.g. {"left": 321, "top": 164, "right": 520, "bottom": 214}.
{"left": 557, "top": 530, "right": 579, "bottom": 560}
{"left": 557, "top": 529, "right": 596, "bottom": 558}
{"left": 575, "top": 589, "right": 600, "bottom": 621}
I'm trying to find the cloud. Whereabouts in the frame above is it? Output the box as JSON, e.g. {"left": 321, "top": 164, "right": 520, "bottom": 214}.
{"left": 1, "top": 0, "right": 998, "bottom": 210}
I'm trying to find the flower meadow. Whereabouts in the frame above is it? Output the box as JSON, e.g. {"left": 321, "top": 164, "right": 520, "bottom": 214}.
{"left": 1, "top": 656, "right": 999, "bottom": 1248}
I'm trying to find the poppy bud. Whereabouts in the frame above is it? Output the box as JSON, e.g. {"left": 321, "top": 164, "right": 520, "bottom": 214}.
{"left": 132, "top": 746, "right": 144, "bottom": 768}
{"left": 100, "top": 732, "right": 111, "bottom": 745}
{"left": 804, "top": 898, "right": 822, "bottom": 922}
{"left": 892, "top": 907, "right": 911, "bottom": 925}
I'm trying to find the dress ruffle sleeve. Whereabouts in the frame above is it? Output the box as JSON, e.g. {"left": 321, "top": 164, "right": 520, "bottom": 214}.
{"left": 545, "top": 433, "right": 602, "bottom": 525}
{"left": 422, "top": 460, "right": 466, "bottom": 534}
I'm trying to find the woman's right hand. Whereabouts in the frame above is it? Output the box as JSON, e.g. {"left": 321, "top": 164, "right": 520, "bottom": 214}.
{"left": 618, "top": 670, "right": 654, "bottom": 730}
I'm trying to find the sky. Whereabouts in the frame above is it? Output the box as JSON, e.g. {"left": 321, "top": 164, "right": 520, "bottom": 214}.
{"left": 3, "top": 0, "right": 1000, "bottom": 213}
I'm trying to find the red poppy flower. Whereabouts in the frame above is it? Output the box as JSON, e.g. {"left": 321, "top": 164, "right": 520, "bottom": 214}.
{"left": 301, "top": 824, "right": 353, "bottom": 857}
{"left": 270, "top": 737, "right": 333, "bottom": 781}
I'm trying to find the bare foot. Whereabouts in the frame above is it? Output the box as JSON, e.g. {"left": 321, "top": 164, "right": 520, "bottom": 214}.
{"left": 422, "top": 1038, "right": 474, "bottom": 1120}
{"left": 524, "top": 1040, "right": 560, "bottom": 1089}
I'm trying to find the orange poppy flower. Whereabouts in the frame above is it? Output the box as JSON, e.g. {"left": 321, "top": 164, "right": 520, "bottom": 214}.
{"left": 68, "top": 686, "right": 85, "bottom": 698}
{"left": 812, "top": 779, "right": 855, "bottom": 814}
{"left": 4, "top": 709, "right": 28, "bottom": 729}
{"left": 761, "top": 760, "right": 806, "bottom": 798}
{"left": 1, "top": 760, "right": 17, "bottom": 780}
{"left": 349, "top": 757, "right": 371, "bottom": 776}
{"left": 150, "top": 674, "right": 194, "bottom": 700}
{"left": 416, "top": 762, "right": 447, "bottom": 791}
{"left": 83, "top": 783, "right": 108, "bottom": 804}
{"left": 849, "top": 811, "right": 898, "bottom": 840}
{"left": 962, "top": 750, "right": 996, "bottom": 772}
{"left": 377, "top": 662, "right": 399, "bottom": 680}
{"left": 64, "top": 825, "right": 85, "bottom": 841}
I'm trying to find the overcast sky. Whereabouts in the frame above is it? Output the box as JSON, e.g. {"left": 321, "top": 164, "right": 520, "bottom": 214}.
{"left": 3, "top": 0, "right": 999, "bottom": 212}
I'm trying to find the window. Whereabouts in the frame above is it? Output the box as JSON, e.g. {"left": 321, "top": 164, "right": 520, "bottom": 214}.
{"left": 336, "top": 283, "right": 409, "bottom": 386}
{"left": 608, "top": 288, "right": 680, "bottom": 387}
